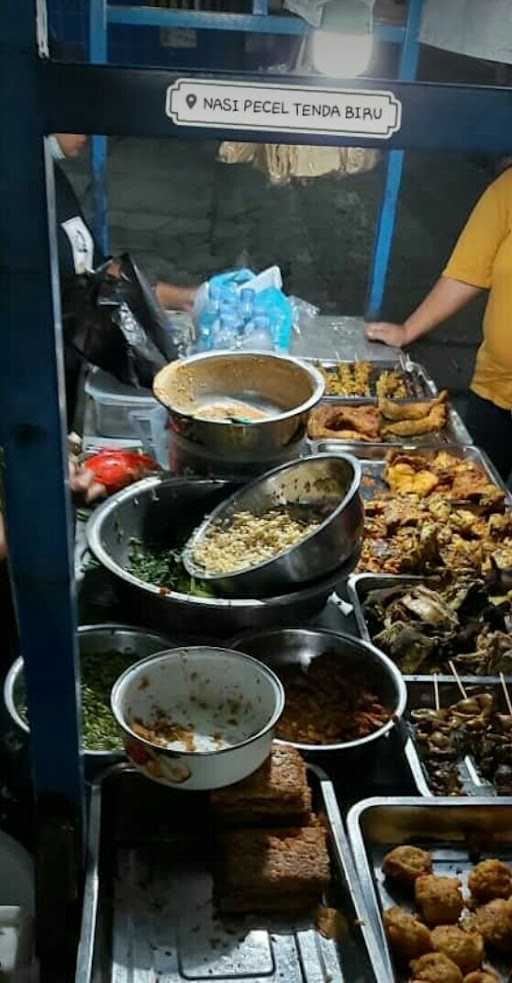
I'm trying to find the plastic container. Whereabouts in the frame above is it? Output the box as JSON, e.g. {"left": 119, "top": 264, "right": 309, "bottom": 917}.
{"left": 0, "top": 907, "right": 33, "bottom": 978}
{"left": 85, "top": 367, "right": 158, "bottom": 438}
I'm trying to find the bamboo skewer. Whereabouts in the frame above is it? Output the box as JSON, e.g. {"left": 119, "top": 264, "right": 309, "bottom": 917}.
{"left": 449, "top": 660, "right": 467, "bottom": 699}
{"left": 500, "top": 672, "right": 512, "bottom": 715}
{"left": 433, "top": 673, "right": 440, "bottom": 712}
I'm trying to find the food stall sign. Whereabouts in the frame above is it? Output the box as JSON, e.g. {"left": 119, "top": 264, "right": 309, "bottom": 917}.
{"left": 166, "top": 78, "right": 402, "bottom": 140}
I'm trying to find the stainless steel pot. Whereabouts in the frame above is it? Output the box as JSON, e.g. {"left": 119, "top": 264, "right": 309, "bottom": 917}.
{"left": 230, "top": 628, "right": 407, "bottom": 753}
{"left": 111, "top": 646, "right": 284, "bottom": 790}
{"left": 153, "top": 351, "right": 324, "bottom": 460}
{"left": 3, "top": 624, "right": 173, "bottom": 768}
{"left": 86, "top": 476, "right": 360, "bottom": 636}
{"left": 183, "top": 454, "right": 363, "bottom": 597}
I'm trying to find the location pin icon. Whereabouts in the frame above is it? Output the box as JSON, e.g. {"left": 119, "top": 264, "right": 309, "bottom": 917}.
{"left": 186, "top": 93, "right": 197, "bottom": 110}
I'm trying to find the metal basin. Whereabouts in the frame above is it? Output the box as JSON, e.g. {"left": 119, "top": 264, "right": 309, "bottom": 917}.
{"left": 86, "top": 476, "right": 360, "bottom": 637}
{"left": 230, "top": 628, "right": 407, "bottom": 753}
{"left": 3, "top": 624, "right": 172, "bottom": 772}
{"left": 184, "top": 454, "right": 363, "bottom": 597}
{"left": 153, "top": 351, "right": 324, "bottom": 460}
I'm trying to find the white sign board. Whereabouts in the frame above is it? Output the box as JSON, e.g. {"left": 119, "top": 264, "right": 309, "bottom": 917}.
{"left": 166, "top": 79, "right": 402, "bottom": 140}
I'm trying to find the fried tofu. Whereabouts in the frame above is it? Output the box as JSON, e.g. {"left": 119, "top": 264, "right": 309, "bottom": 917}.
{"left": 216, "top": 825, "right": 330, "bottom": 913}
{"left": 211, "top": 745, "right": 312, "bottom": 826}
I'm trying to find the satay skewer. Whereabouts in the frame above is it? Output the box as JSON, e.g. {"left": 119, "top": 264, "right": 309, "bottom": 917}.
{"left": 433, "top": 673, "right": 440, "bottom": 713}
{"left": 499, "top": 672, "right": 512, "bottom": 715}
{"left": 449, "top": 660, "right": 467, "bottom": 699}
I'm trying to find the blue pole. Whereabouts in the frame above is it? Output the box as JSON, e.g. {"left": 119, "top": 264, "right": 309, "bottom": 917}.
{"left": 366, "top": 0, "right": 424, "bottom": 321}
{"left": 89, "top": 0, "right": 109, "bottom": 255}
{"left": 0, "top": 3, "right": 84, "bottom": 814}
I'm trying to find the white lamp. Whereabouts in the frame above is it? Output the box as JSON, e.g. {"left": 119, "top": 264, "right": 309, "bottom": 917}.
{"left": 311, "top": 0, "right": 374, "bottom": 78}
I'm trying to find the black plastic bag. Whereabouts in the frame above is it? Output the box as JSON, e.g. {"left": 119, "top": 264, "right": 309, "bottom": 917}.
{"left": 61, "top": 253, "right": 180, "bottom": 388}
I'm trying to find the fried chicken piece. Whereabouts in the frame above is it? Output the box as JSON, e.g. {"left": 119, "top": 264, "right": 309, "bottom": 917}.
{"left": 450, "top": 468, "right": 504, "bottom": 505}
{"left": 468, "top": 859, "right": 512, "bottom": 902}
{"left": 385, "top": 462, "right": 440, "bottom": 497}
{"left": 307, "top": 403, "right": 381, "bottom": 441}
{"left": 463, "top": 971, "right": 499, "bottom": 983}
{"left": 381, "top": 403, "right": 447, "bottom": 438}
{"left": 430, "top": 925, "right": 484, "bottom": 974}
{"left": 384, "top": 906, "right": 433, "bottom": 961}
{"left": 379, "top": 391, "right": 448, "bottom": 422}
{"left": 471, "top": 898, "right": 512, "bottom": 953}
{"left": 415, "top": 875, "right": 464, "bottom": 927}
{"left": 409, "top": 951, "right": 463, "bottom": 983}
{"left": 383, "top": 845, "right": 433, "bottom": 885}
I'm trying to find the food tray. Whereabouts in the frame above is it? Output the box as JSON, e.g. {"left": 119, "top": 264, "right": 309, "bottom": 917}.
{"left": 304, "top": 357, "right": 438, "bottom": 402}
{"left": 347, "top": 797, "right": 512, "bottom": 983}
{"left": 75, "top": 763, "right": 387, "bottom": 983}
{"left": 404, "top": 677, "right": 512, "bottom": 798}
{"left": 308, "top": 405, "right": 472, "bottom": 457}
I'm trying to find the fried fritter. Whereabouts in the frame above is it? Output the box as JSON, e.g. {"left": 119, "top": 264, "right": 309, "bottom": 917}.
{"left": 307, "top": 403, "right": 381, "bottom": 441}
{"left": 471, "top": 898, "right": 512, "bottom": 953}
{"left": 430, "top": 925, "right": 484, "bottom": 974}
{"left": 383, "top": 905, "right": 433, "bottom": 960}
{"left": 468, "top": 859, "right": 512, "bottom": 903}
{"left": 380, "top": 403, "right": 447, "bottom": 438}
{"left": 415, "top": 875, "right": 464, "bottom": 927}
{"left": 463, "top": 971, "right": 499, "bottom": 983}
{"left": 383, "top": 845, "right": 433, "bottom": 885}
{"left": 379, "top": 391, "right": 447, "bottom": 422}
{"left": 385, "top": 463, "right": 440, "bottom": 497}
{"left": 409, "top": 951, "right": 463, "bottom": 983}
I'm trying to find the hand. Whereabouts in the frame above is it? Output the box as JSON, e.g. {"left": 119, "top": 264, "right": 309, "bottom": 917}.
{"left": 173, "top": 285, "right": 197, "bottom": 313}
{"left": 155, "top": 282, "right": 197, "bottom": 313}
{"left": 68, "top": 459, "right": 106, "bottom": 504}
{"left": 365, "top": 321, "right": 409, "bottom": 348}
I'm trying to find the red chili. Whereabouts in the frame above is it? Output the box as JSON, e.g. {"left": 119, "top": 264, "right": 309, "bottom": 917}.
{"left": 84, "top": 449, "right": 158, "bottom": 493}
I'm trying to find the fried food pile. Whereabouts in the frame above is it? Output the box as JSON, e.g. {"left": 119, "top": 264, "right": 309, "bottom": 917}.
{"left": 359, "top": 450, "right": 512, "bottom": 576}
{"left": 383, "top": 845, "right": 512, "bottom": 981}
{"left": 316, "top": 360, "right": 409, "bottom": 398}
{"left": 273, "top": 651, "right": 391, "bottom": 745}
{"left": 308, "top": 392, "right": 448, "bottom": 442}
{"left": 411, "top": 692, "right": 512, "bottom": 795}
{"left": 363, "top": 567, "right": 512, "bottom": 675}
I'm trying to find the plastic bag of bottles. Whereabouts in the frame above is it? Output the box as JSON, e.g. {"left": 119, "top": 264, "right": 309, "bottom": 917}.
{"left": 192, "top": 266, "right": 293, "bottom": 354}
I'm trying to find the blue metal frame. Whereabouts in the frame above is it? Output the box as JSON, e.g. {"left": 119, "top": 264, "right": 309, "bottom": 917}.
{"left": 367, "top": 0, "right": 423, "bottom": 319}
{"left": 3, "top": 0, "right": 512, "bottom": 923}
{"left": 88, "top": 0, "right": 416, "bottom": 265}
{"left": 0, "top": 3, "right": 84, "bottom": 812}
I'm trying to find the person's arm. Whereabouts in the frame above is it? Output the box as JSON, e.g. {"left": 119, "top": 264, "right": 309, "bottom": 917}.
{"left": 155, "top": 281, "right": 197, "bottom": 312}
{"left": 366, "top": 171, "right": 512, "bottom": 348}
{"left": 0, "top": 513, "right": 6, "bottom": 563}
{"left": 366, "top": 277, "right": 482, "bottom": 347}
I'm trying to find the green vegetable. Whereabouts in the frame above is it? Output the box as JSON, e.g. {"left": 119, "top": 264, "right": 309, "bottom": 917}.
{"left": 16, "top": 649, "right": 138, "bottom": 752}
{"left": 128, "top": 540, "right": 214, "bottom": 598}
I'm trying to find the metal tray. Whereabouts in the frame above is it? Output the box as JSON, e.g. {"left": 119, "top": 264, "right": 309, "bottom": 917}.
{"left": 404, "top": 677, "right": 512, "bottom": 798}
{"left": 308, "top": 403, "right": 472, "bottom": 457}
{"left": 75, "top": 763, "right": 387, "bottom": 983}
{"left": 304, "top": 357, "right": 438, "bottom": 402}
{"left": 348, "top": 797, "right": 512, "bottom": 983}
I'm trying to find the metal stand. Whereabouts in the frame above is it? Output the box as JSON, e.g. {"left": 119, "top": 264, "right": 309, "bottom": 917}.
{"left": 1, "top": 0, "right": 512, "bottom": 970}
{"left": 88, "top": 0, "right": 424, "bottom": 314}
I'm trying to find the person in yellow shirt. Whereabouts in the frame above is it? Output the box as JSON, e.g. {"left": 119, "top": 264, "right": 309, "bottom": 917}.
{"left": 366, "top": 168, "right": 512, "bottom": 478}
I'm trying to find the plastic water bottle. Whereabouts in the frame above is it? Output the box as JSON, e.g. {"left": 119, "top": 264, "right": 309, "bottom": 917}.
{"left": 241, "top": 314, "right": 274, "bottom": 351}
{"left": 212, "top": 312, "right": 240, "bottom": 350}
{"left": 240, "top": 287, "right": 255, "bottom": 323}
{"left": 198, "top": 284, "right": 221, "bottom": 349}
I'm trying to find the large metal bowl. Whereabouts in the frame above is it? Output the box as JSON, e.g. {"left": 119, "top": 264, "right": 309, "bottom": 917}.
{"left": 3, "top": 624, "right": 173, "bottom": 773}
{"left": 153, "top": 351, "right": 324, "bottom": 460}
{"left": 86, "top": 476, "right": 360, "bottom": 636}
{"left": 230, "top": 628, "right": 407, "bottom": 753}
{"left": 183, "top": 454, "right": 363, "bottom": 597}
